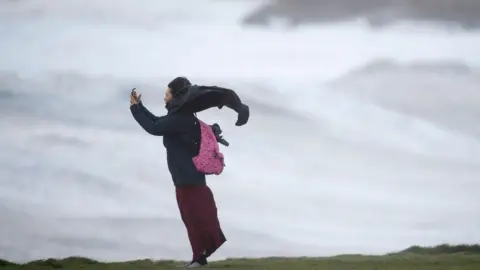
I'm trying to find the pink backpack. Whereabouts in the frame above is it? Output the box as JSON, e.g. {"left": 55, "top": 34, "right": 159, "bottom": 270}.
{"left": 192, "top": 119, "right": 225, "bottom": 175}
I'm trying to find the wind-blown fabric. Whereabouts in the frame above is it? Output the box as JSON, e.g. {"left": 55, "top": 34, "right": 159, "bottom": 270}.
{"left": 166, "top": 85, "right": 250, "bottom": 127}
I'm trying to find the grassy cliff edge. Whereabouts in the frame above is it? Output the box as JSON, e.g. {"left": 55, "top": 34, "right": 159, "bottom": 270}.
{"left": 1, "top": 244, "right": 480, "bottom": 269}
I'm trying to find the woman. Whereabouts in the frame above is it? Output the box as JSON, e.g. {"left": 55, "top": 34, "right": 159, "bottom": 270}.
{"left": 130, "top": 77, "right": 226, "bottom": 268}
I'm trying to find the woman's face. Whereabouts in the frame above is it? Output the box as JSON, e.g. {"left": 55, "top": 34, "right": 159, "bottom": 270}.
{"left": 164, "top": 87, "right": 173, "bottom": 104}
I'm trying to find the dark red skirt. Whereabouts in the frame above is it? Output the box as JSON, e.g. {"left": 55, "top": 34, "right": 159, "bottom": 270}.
{"left": 176, "top": 185, "right": 226, "bottom": 261}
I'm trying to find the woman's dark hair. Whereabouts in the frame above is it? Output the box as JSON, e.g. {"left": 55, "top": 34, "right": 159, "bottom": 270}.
{"left": 168, "top": 76, "right": 191, "bottom": 98}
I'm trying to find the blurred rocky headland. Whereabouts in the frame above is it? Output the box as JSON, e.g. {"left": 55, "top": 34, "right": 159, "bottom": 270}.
{"left": 241, "top": 0, "right": 480, "bottom": 29}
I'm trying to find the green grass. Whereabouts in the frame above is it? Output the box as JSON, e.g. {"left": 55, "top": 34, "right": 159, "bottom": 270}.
{"left": 2, "top": 244, "right": 480, "bottom": 269}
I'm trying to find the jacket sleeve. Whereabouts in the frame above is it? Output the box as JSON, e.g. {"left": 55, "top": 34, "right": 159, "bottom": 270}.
{"left": 130, "top": 104, "right": 187, "bottom": 136}
{"left": 137, "top": 102, "right": 157, "bottom": 121}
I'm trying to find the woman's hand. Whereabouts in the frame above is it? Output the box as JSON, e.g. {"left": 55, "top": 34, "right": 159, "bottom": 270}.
{"left": 130, "top": 88, "right": 142, "bottom": 106}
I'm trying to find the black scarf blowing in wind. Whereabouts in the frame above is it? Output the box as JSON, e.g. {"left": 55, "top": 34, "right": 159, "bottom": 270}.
{"left": 165, "top": 77, "right": 250, "bottom": 127}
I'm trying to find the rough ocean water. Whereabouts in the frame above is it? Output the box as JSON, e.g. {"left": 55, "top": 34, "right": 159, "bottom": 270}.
{"left": 1, "top": 0, "right": 480, "bottom": 264}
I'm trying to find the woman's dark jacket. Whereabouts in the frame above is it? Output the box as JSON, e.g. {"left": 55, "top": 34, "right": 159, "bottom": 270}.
{"left": 130, "top": 102, "right": 206, "bottom": 187}
{"left": 130, "top": 85, "right": 250, "bottom": 187}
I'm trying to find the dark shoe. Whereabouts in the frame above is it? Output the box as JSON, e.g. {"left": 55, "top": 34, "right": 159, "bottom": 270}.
{"left": 198, "top": 254, "right": 208, "bottom": 266}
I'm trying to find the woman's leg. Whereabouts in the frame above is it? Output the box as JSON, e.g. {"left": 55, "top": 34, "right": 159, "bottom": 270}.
{"left": 176, "top": 187, "right": 204, "bottom": 262}
{"left": 176, "top": 185, "right": 227, "bottom": 262}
